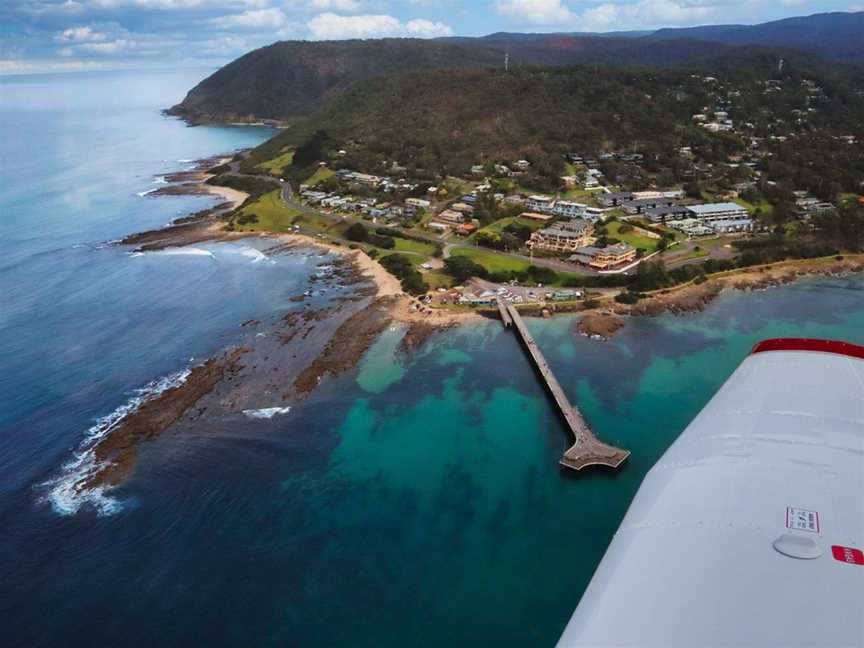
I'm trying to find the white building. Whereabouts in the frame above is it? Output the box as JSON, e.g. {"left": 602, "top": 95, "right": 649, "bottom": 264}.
{"left": 553, "top": 200, "right": 587, "bottom": 218}
{"left": 687, "top": 202, "right": 750, "bottom": 224}
{"left": 526, "top": 195, "right": 554, "bottom": 213}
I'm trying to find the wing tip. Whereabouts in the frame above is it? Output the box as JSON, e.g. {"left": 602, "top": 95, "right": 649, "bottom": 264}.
{"left": 751, "top": 337, "right": 864, "bottom": 360}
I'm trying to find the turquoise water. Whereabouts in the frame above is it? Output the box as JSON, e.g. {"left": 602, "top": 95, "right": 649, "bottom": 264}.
{"left": 2, "top": 69, "right": 863, "bottom": 647}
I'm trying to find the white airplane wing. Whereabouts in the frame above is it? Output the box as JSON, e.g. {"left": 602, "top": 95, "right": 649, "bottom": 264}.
{"left": 557, "top": 338, "right": 864, "bottom": 648}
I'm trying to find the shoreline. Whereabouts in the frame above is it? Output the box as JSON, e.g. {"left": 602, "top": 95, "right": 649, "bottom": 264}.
{"left": 57, "top": 153, "right": 861, "bottom": 508}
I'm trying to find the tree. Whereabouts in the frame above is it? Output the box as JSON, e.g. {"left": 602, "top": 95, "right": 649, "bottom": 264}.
{"left": 345, "top": 222, "right": 369, "bottom": 242}
{"left": 444, "top": 256, "right": 488, "bottom": 283}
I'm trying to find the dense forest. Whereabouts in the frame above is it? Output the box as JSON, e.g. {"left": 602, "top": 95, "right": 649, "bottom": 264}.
{"left": 167, "top": 11, "right": 864, "bottom": 124}
{"left": 246, "top": 60, "right": 864, "bottom": 196}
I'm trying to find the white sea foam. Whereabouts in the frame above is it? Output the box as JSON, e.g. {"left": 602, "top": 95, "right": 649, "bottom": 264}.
{"left": 243, "top": 407, "right": 291, "bottom": 420}
{"left": 40, "top": 369, "right": 191, "bottom": 516}
{"left": 137, "top": 188, "right": 157, "bottom": 197}
{"left": 134, "top": 247, "right": 216, "bottom": 259}
{"left": 153, "top": 176, "right": 168, "bottom": 184}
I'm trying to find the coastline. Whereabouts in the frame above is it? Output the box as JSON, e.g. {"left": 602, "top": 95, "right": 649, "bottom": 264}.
{"left": 58, "top": 152, "right": 861, "bottom": 506}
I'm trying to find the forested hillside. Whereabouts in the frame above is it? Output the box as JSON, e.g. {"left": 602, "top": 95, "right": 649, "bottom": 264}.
{"left": 245, "top": 61, "right": 864, "bottom": 190}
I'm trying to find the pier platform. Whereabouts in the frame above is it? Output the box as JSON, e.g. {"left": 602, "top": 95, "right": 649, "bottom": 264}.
{"left": 505, "top": 303, "right": 629, "bottom": 471}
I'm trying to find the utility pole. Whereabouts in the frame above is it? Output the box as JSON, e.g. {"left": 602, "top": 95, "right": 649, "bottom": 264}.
{"left": 505, "top": 52, "right": 510, "bottom": 73}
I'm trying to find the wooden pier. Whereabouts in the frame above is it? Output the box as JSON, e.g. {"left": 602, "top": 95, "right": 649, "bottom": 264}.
{"left": 504, "top": 303, "right": 630, "bottom": 471}
{"left": 497, "top": 298, "right": 513, "bottom": 328}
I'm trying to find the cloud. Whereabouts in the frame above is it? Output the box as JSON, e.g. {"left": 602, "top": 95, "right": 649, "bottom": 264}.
{"left": 495, "top": 0, "right": 575, "bottom": 26}
{"left": 55, "top": 25, "right": 108, "bottom": 41}
{"left": 210, "top": 8, "right": 289, "bottom": 29}
{"left": 309, "top": 0, "right": 363, "bottom": 11}
{"left": 306, "top": 12, "right": 453, "bottom": 39}
{"left": 576, "top": 0, "right": 720, "bottom": 31}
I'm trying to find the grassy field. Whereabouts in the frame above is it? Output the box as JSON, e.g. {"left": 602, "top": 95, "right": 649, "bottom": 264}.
{"left": 423, "top": 271, "right": 454, "bottom": 290}
{"left": 235, "top": 191, "right": 300, "bottom": 232}
{"left": 235, "top": 191, "right": 343, "bottom": 235}
{"left": 256, "top": 149, "right": 294, "bottom": 176}
{"left": 450, "top": 247, "right": 530, "bottom": 273}
{"left": 605, "top": 221, "right": 660, "bottom": 252}
{"left": 304, "top": 167, "right": 335, "bottom": 187}
{"left": 393, "top": 237, "right": 439, "bottom": 256}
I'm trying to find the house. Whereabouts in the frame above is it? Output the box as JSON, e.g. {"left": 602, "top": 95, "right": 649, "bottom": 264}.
{"left": 561, "top": 175, "right": 579, "bottom": 188}
{"left": 470, "top": 165, "right": 485, "bottom": 175}
{"left": 568, "top": 242, "right": 637, "bottom": 269}
{"left": 456, "top": 223, "right": 477, "bottom": 236}
{"left": 451, "top": 202, "right": 475, "bottom": 215}
{"left": 527, "top": 218, "right": 594, "bottom": 253}
{"left": 406, "top": 198, "right": 431, "bottom": 209}
{"left": 526, "top": 195, "right": 554, "bottom": 213}
{"left": 427, "top": 221, "right": 451, "bottom": 233}
{"left": 437, "top": 209, "right": 465, "bottom": 224}
{"left": 583, "top": 176, "right": 600, "bottom": 189}
{"left": 513, "top": 159, "right": 531, "bottom": 171}
{"left": 687, "top": 202, "right": 750, "bottom": 224}
{"left": 553, "top": 200, "right": 587, "bottom": 218}
{"left": 519, "top": 211, "right": 554, "bottom": 222}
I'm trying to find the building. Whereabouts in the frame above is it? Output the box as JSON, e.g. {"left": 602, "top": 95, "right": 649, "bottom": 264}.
{"left": 687, "top": 202, "right": 750, "bottom": 224}
{"left": 406, "top": 198, "right": 431, "bottom": 209}
{"left": 528, "top": 218, "right": 594, "bottom": 253}
{"left": 526, "top": 195, "right": 554, "bottom": 213}
{"left": 643, "top": 205, "right": 691, "bottom": 223}
{"left": 519, "top": 211, "right": 554, "bottom": 222}
{"left": 710, "top": 218, "right": 754, "bottom": 234}
{"left": 456, "top": 223, "right": 477, "bottom": 236}
{"left": 427, "top": 221, "right": 451, "bottom": 233}
{"left": 669, "top": 218, "right": 716, "bottom": 237}
{"left": 623, "top": 197, "right": 677, "bottom": 215}
{"left": 436, "top": 209, "right": 465, "bottom": 224}
{"left": 597, "top": 192, "right": 634, "bottom": 208}
{"left": 553, "top": 200, "right": 587, "bottom": 218}
{"left": 569, "top": 242, "right": 637, "bottom": 269}
{"left": 451, "top": 202, "right": 475, "bottom": 215}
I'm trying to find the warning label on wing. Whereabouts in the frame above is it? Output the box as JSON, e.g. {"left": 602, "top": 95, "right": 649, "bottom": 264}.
{"left": 786, "top": 507, "right": 820, "bottom": 533}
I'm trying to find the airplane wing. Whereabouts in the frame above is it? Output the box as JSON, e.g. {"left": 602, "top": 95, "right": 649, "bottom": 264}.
{"left": 557, "top": 338, "right": 864, "bottom": 648}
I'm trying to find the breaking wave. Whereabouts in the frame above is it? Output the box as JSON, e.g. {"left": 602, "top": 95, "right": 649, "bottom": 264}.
{"left": 137, "top": 188, "right": 157, "bottom": 197}
{"left": 39, "top": 369, "right": 192, "bottom": 516}
{"left": 243, "top": 407, "right": 291, "bottom": 420}
{"left": 131, "top": 247, "right": 216, "bottom": 260}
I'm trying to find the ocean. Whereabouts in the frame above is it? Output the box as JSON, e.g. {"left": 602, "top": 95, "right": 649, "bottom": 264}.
{"left": 1, "top": 69, "right": 862, "bottom": 647}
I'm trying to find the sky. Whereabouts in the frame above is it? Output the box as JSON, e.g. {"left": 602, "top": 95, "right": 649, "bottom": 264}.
{"left": 1, "top": 0, "right": 862, "bottom": 75}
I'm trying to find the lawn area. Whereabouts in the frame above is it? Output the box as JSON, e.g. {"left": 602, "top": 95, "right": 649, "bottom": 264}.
{"left": 235, "top": 191, "right": 301, "bottom": 232}
{"left": 450, "top": 247, "right": 530, "bottom": 273}
{"left": 605, "top": 221, "right": 660, "bottom": 252}
{"left": 256, "top": 149, "right": 294, "bottom": 176}
{"left": 305, "top": 167, "right": 335, "bottom": 187}
{"left": 423, "top": 271, "right": 454, "bottom": 290}
{"left": 471, "top": 216, "right": 547, "bottom": 240}
{"left": 393, "top": 237, "right": 439, "bottom": 256}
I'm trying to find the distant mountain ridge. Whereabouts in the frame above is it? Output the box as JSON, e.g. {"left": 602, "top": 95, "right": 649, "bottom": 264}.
{"left": 650, "top": 11, "right": 864, "bottom": 64}
{"left": 167, "top": 11, "right": 864, "bottom": 124}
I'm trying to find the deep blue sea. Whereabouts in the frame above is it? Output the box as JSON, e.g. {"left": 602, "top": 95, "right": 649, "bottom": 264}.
{"left": 1, "top": 69, "right": 863, "bottom": 648}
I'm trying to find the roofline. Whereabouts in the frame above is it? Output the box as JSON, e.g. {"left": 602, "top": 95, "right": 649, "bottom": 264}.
{"left": 751, "top": 338, "right": 864, "bottom": 360}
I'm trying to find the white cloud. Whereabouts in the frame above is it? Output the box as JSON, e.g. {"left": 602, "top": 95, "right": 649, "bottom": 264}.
{"left": 306, "top": 12, "right": 452, "bottom": 39}
{"left": 77, "top": 38, "right": 130, "bottom": 52}
{"left": 495, "top": 0, "right": 575, "bottom": 26}
{"left": 575, "top": 0, "right": 720, "bottom": 32}
{"left": 404, "top": 18, "right": 454, "bottom": 37}
{"left": 55, "top": 25, "right": 108, "bottom": 42}
{"left": 310, "top": 0, "right": 363, "bottom": 11}
{"left": 210, "top": 8, "right": 289, "bottom": 29}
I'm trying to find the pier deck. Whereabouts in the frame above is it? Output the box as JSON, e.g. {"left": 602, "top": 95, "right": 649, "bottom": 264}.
{"left": 505, "top": 304, "right": 629, "bottom": 471}
{"left": 497, "top": 298, "right": 513, "bottom": 328}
